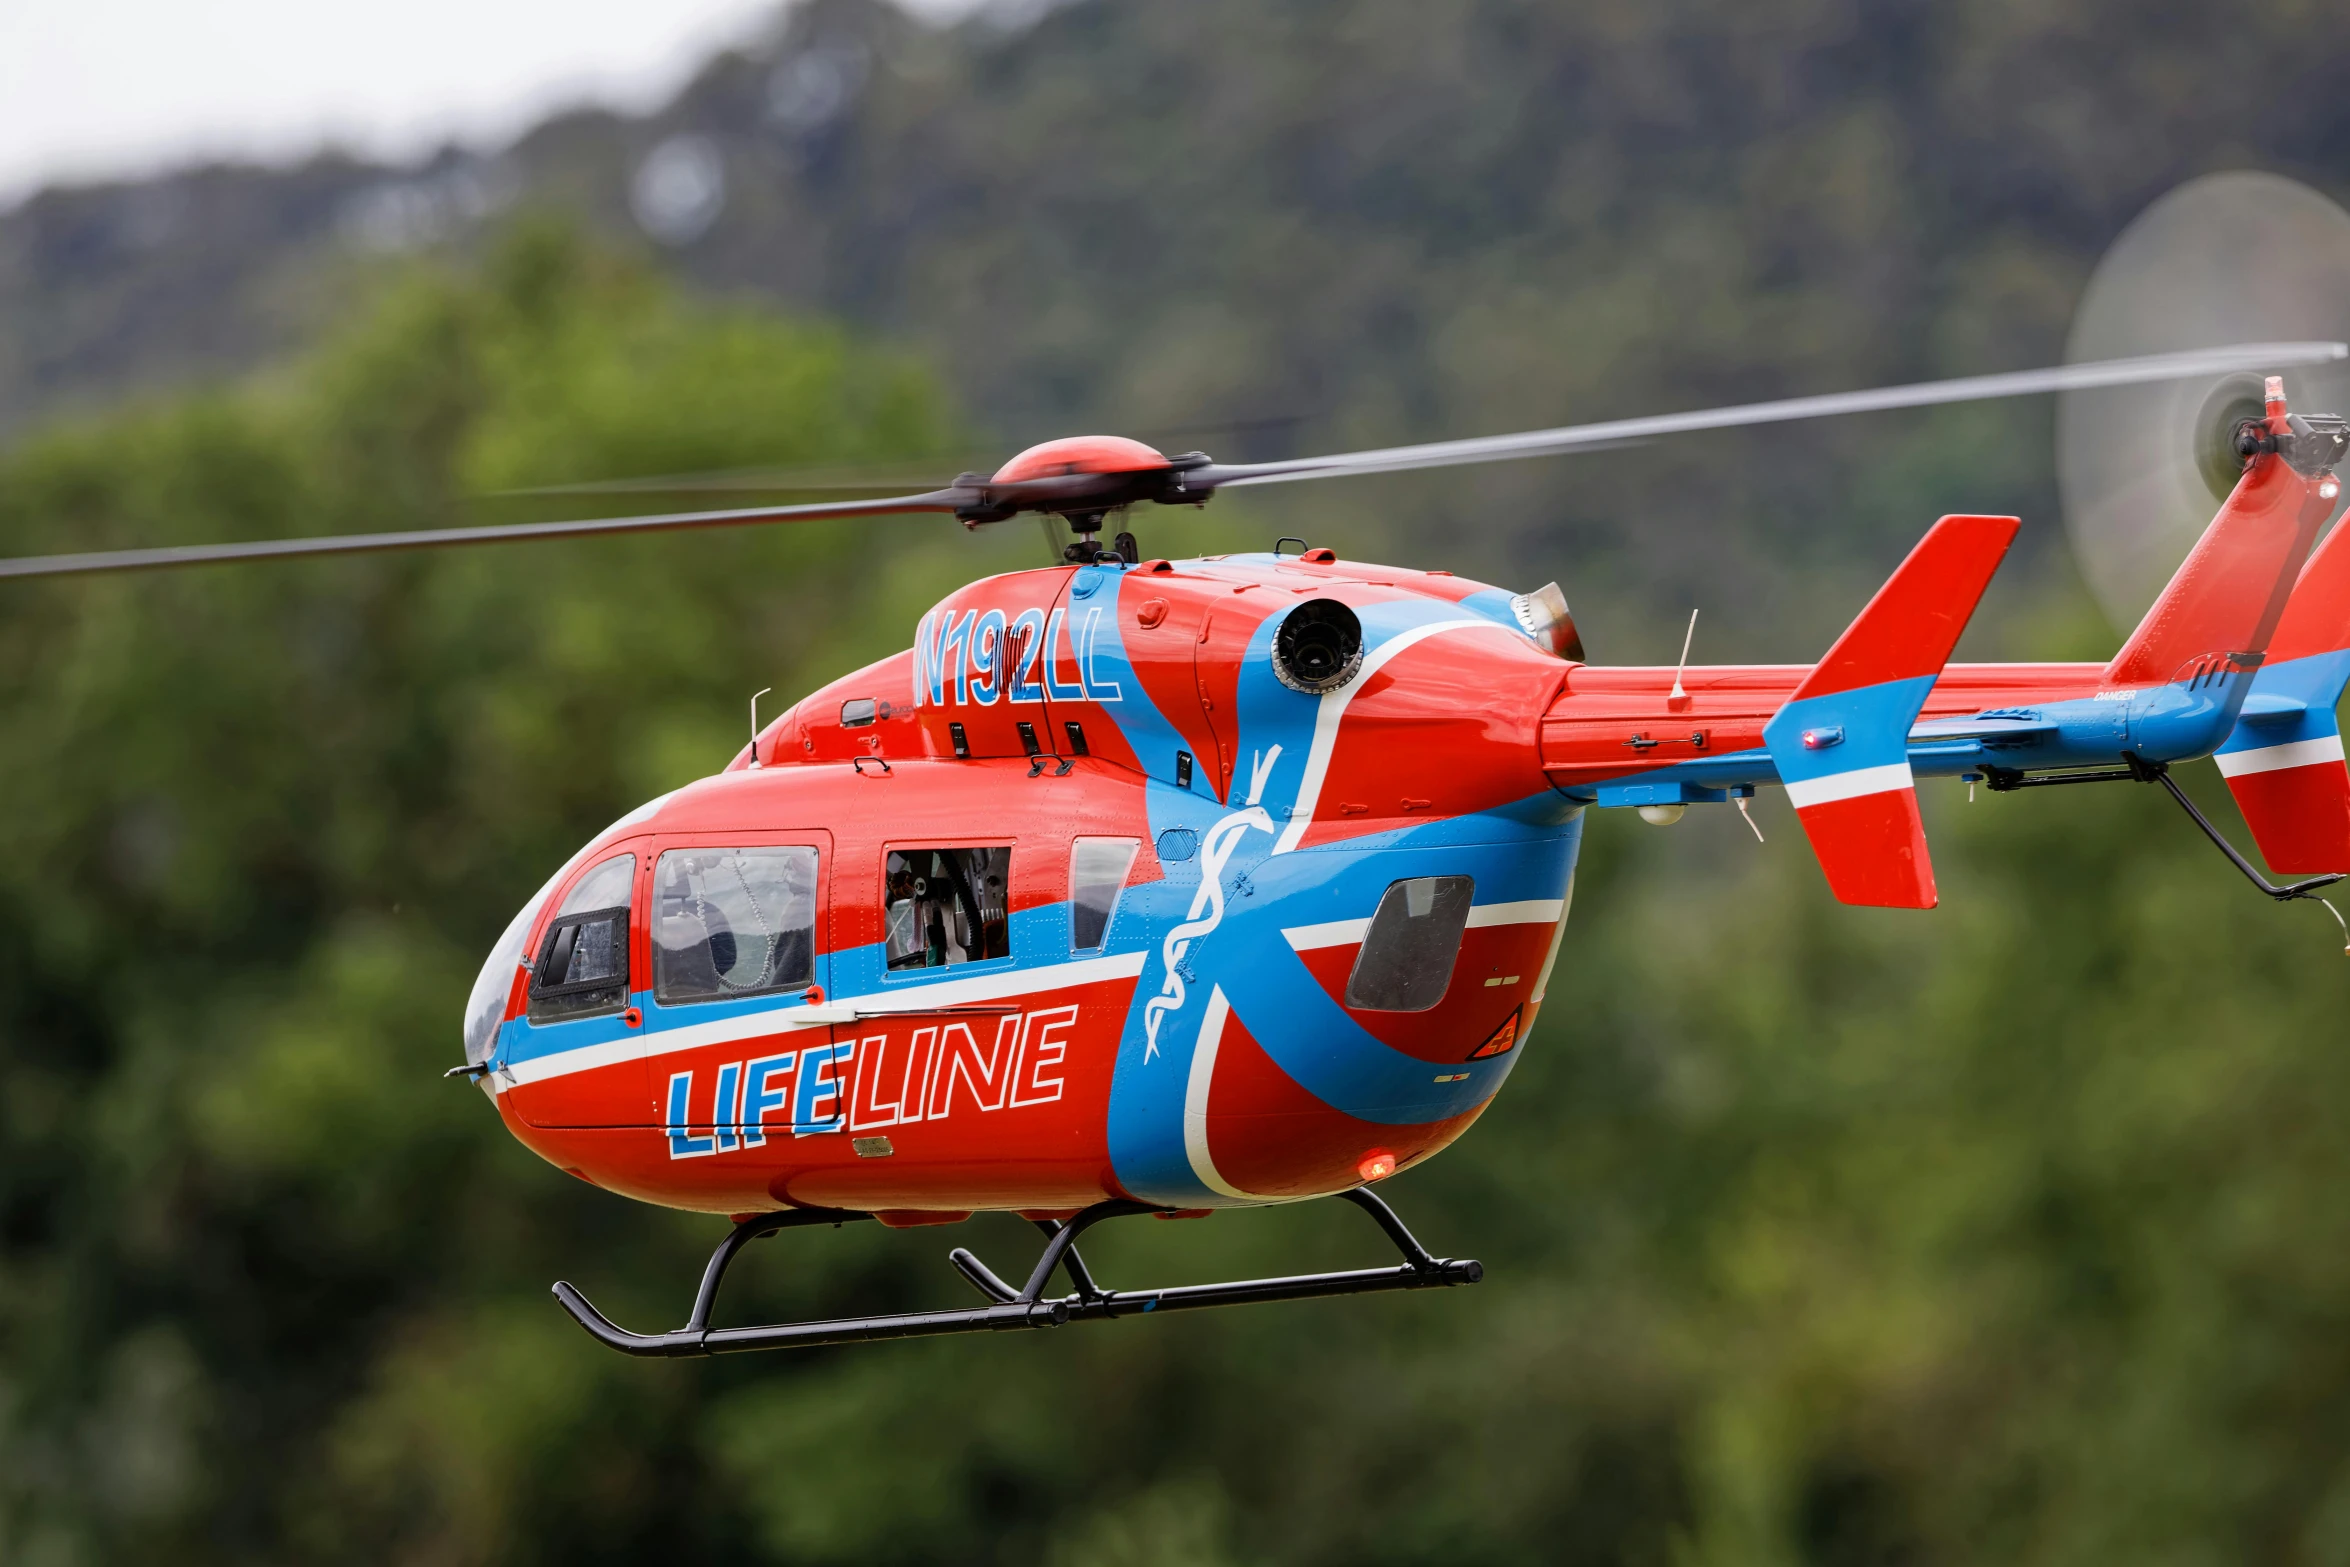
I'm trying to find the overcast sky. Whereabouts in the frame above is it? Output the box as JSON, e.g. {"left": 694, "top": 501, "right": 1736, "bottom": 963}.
{"left": 0, "top": 0, "right": 984, "bottom": 205}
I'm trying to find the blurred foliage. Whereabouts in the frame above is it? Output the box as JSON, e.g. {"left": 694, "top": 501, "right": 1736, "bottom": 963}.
{"left": 4, "top": 220, "right": 2350, "bottom": 1567}
{"left": 10, "top": 0, "right": 2350, "bottom": 653}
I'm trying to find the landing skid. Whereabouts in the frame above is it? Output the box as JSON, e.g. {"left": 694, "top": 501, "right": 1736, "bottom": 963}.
{"left": 551, "top": 1187, "right": 1483, "bottom": 1358}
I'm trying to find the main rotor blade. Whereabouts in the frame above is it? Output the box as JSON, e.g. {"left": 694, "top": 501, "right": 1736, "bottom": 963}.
{"left": 1191, "top": 341, "right": 2350, "bottom": 490}
{"left": 0, "top": 490, "right": 964, "bottom": 581}
{"left": 13, "top": 342, "right": 2343, "bottom": 584}
{"left": 488, "top": 455, "right": 998, "bottom": 500}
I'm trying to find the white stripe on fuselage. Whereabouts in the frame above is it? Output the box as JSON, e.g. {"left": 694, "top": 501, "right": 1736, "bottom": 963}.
{"left": 1282, "top": 917, "right": 1370, "bottom": 951}
{"left": 1182, "top": 985, "right": 1255, "bottom": 1201}
{"left": 497, "top": 949, "right": 1148, "bottom": 1092}
{"left": 1783, "top": 761, "right": 1914, "bottom": 809}
{"left": 1282, "top": 897, "right": 1566, "bottom": 952}
{"left": 2215, "top": 734, "right": 2347, "bottom": 779}
{"left": 1468, "top": 898, "right": 1568, "bottom": 929}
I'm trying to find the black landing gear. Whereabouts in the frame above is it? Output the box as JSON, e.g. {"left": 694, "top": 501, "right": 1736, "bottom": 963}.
{"left": 550, "top": 1188, "right": 1483, "bottom": 1358}
{"left": 1978, "top": 751, "right": 2350, "bottom": 949}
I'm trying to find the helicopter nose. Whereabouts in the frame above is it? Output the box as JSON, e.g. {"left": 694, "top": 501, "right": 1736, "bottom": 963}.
{"left": 462, "top": 885, "right": 552, "bottom": 1069}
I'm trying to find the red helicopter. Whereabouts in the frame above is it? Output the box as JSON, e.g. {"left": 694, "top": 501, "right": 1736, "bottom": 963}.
{"left": 5, "top": 335, "right": 2347, "bottom": 1360}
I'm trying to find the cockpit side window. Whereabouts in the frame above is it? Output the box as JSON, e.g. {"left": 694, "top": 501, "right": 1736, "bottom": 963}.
{"left": 529, "top": 853, "right": 637, "bottom": 1023}
{"left": 652, "top": 846, "right": 820, "bottom": 1005}
{"left": 885, "top": 847, "right": 1011, "bottom": 970}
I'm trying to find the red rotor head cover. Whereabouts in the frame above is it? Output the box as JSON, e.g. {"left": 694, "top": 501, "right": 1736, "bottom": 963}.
{"left": 992, "top": 435, "right": 1169, "bottom": 483}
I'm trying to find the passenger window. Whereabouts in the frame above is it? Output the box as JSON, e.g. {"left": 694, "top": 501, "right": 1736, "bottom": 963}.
{"left": 1069, "top": 838, "right": 1139, "bottom": 951}
{"left": 1345, "top": 876, "right": 1473, "bottom": 1012}
{"left": 885, "top": 847, "right": 1011, "bottom": 970}
{"left": 530, "top": 854, "right": 636, "bottom": 1022}
{"left": 652, "top": 847, "right": 819, "bottom": 1005}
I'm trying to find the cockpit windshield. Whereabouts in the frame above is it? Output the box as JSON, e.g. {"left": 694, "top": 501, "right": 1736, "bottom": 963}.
{"left": 463, "top": 793, "right": 674, "bottom": 1068}
{"left": 461, "top": 871, "right": 560, "bottom": 1066}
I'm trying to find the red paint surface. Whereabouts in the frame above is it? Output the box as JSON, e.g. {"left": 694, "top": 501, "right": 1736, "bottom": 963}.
{"left": 2269, "top": 495, "right": 2350, "bottom": 663}
{"left": 505, "top": 971, "right": 1137, "bottom": 1215}
{"left": 2228, "top": 763, "right": 2350, "bottom": 874}
{"left": 1201, "top": 1007, "right": 1487, "bottom": 1198}
{"left": 2107, "top": 452, "right": 2334, "bottom": 686}
{"left": 1795, "top": 514, "right": 2018, "bottom": 699}
{"left": 1538, "top": 661, "right": 2119, "bottom": 789}
{"left": 992, "top": 435, "right": 1169, "bottom": 482}
{"left": 1794, "top": 790, "right": 1935, "bottom": 908}
{"left": 1291, "top": 922, "right": 1558, "bottom": 1062}
{"left": 1192, "top": 592, "right": 1285, "bottom": 800}
{"left": 1295, "top": 627, "right": 1563, "bottom": 849}
{"left": 1116, "top": 572, "right": 1229, "bottom": 794}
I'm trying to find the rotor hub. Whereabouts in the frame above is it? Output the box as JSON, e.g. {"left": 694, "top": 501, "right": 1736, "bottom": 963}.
{"left": 948, "top": 435, "right": 1210, "bottom": 534}
{"left": 991, "top": 435, "right": 1170, "bottom": 483}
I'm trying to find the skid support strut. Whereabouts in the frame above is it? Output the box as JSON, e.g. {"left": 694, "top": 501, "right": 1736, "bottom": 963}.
{"left": 551, "top": 1188, "right": 1482, "bottom": 1358}
{"left": 1984, "top": 752, "right": 2348, "bottom": 902}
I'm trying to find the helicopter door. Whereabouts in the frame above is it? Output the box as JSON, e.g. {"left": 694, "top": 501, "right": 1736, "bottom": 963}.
{"left": 1105, "top": 574, "right": 1232, "bottom": 801}
{"left": 1191, "top": 595, "right": 1285, "bottom": 803}
{"left": 831, "top": 842, "right": 1017, "bottom": 1149}
{"left": 507, "top": 847, "right": 650, "bottom": 1129}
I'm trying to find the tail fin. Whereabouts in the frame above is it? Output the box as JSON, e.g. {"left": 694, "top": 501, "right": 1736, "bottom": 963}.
{"left": 2104, "top": 393, "right": 2335, "bottom": 689}
{"left": 1764, "top": 514, "right": 2019, "bottom": 908}
{"left": 2216, "top": 512, "right": 2350, "bottom": 871}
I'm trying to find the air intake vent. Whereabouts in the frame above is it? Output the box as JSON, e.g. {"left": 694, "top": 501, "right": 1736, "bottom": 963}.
{"left": 1272, "top": 599, "right": 1364, "bottom": 694}
{"left": 1509, "top": 582, "right": 1584, "bottom": 661}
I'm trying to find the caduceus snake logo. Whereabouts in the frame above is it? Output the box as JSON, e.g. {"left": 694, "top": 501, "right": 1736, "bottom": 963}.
{"left": 1142, "top": 745, "right": 1282, "bottom": 1060}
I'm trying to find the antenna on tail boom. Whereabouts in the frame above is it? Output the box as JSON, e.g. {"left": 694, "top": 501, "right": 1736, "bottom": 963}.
{"left": 1667, "top": 609, "right": 1698, "bottom": 708}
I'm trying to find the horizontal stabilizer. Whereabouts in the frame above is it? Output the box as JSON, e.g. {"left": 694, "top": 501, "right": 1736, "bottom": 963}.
{"left": 1765, "top": 514, "right": 2020, "bottom": 908}
{"left": 1908, "top": 713, "right": 2060, "bottom": 744}
{"left": 2235, "top": 693, "right": 2313, "bottom": 725}
{"left": 2217, "top": 507, "right": 2350, "bottom": 872}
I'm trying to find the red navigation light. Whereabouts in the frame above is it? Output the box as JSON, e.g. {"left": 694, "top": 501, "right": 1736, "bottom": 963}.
{"left": 1358, "top": 1149, "right": 1397, "bottom": 1182}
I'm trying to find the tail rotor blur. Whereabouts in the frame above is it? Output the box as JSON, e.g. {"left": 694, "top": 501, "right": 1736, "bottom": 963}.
{"left": 2060, "top": 172, "right": 2350, "bottom": 632}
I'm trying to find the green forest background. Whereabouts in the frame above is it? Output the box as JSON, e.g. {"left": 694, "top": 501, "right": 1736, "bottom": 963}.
{"left": 7, "top": 2, "right": 2350, "bottom": 1563}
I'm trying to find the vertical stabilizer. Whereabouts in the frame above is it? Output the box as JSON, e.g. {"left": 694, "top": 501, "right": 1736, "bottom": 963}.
{"left": 2217, "top": 508, "right": 2350, "bottom": 871}
{"left": 1763, "top": 514, "right": 2019, "bottom": 908}
{"left": 2104, "top": 385, "right": 2337, "bottom": 690}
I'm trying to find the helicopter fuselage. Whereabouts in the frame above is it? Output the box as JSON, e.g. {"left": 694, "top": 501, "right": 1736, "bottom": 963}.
{"left": 472, "top": 479, "right": 2338, "bottom": 1220}
{"left": 478, "top": 551, "right": 1583, "bottom": 1217}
